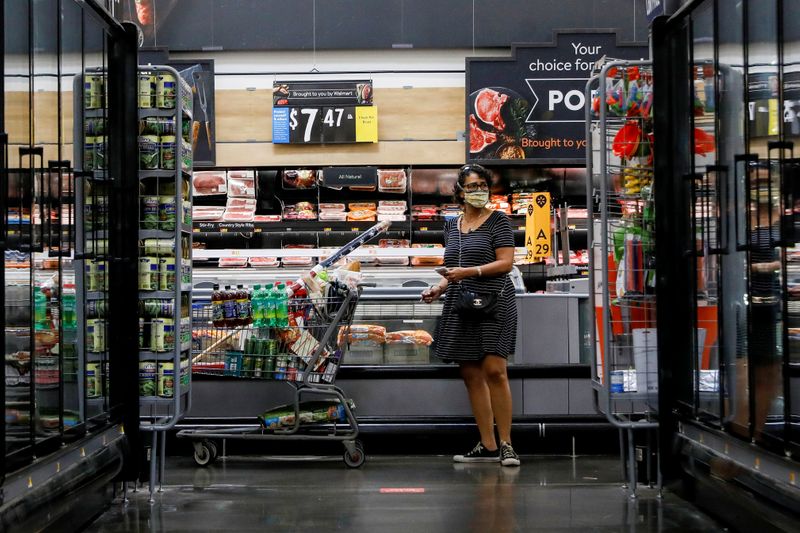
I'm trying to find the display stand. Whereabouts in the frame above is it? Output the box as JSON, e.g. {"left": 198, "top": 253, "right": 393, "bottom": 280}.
{"left": 74, "top": 65, "right": 194, "bottom": 500}
{"left": 586, "top": 60, "right": 659, "bottom": 499}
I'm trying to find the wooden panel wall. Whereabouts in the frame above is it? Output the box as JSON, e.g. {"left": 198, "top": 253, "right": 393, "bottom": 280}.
{"left": 5, "top": 86, "right": 467, "bottom": 167}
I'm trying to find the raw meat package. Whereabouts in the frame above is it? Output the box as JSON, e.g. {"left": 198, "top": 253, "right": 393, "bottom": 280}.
{"left": 192, "top": 171, "right": 227, "bottom": 196}
{"left": 377, "top": 238, "right": 410, "bottom": 266}
{"left": 338, "top": 324, "right": 386, "bottom": 346}
{"left": 377, "top": 200, "right": 407, "bottom": 214}
{"left": 412, "top": 205, "right": 439, "bottom": 220}
{"left": 222, "top": 208, "right": 255, "bottom": 222}
{"left": 488, "top": 194, "right": 511, "bottom": 214}
{"left": 192, "top": 206, "right": 225, "bottom": 221}
{"left": 253, "top": 215, "right": 282, "bottom": 223}
{"left": 219, "top": 257, "right": 248, "bottom": 268}
{"left": 440, "top": 204, "right": 462, "bottom": 219}
{"left": 410, "top": 243, "right": 444, "bottom": 266}
{"left": 347, "top": 210, "right": 376, "bottom": 222}
{"left": 357, "top": 245, "right": 378, "bottom": 265}
{"left": 349, "top": 184, "right": 376, "bottom": 191}
{"left": 410, "top": 173, "right": 438, "bottom": 194}
{"left": 226, "top": 197, "right": 257, "bottom": 209}
{"left": 377, "top": 169, "right": 407, "bottom": 193}
{"left": 249, "top": 257, "right": 280, "bottom": 268}
{"left": 385, "top": 330, "right": 434, "bottom": 346}
{"left": 282, "top": 245, "right": 314, "bottom": 267}
{"left": 319, "top": 211, "right": 348, "bottom": 222}
{"left": 377, "top": 213, "right": 406, "bottom": 222}
{"left": 349, "top": 202, "right": 376, "bottom": 211}
{"left": 283, "top": 202, "right": 316, "bottom": 220}
{"left": 318, "top": 203, "right": 346, "bottom": 212}
{"left": 227, "top": 171, "right": 256, "bottom": 198}
{"left": 438, "top": 173, "right": 458, "bottom": 196}
{"left": 282, "top": 169, "right": 318, "bottom": 189}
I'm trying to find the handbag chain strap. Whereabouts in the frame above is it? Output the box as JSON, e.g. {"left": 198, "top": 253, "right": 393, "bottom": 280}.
{"left": 455, "top": 214, "right": 505, "bottom": 297}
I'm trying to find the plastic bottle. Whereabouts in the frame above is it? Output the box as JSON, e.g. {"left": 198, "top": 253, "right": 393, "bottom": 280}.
{"left": 236, "top": 284, "right": 251, "bottom": 326}
{"left": 275, "top": 282, "right": 289, "bottom": 327}
{"left": 34, "top": 286, "right": 48, "bottom": 331}
{"left": 211, "top": 284, "right": 225, "bottom": 327}
{"left": 222, "top": 285, "right": 237, "bottom": 327}
{"left": 265, "top": 282, "right": 278, "bottom": 327}
{"left": 251, "top": 284, "right": 263, "bottom": 327}
{"left": 62, "top": 283, "right": 77, "bottom": 331}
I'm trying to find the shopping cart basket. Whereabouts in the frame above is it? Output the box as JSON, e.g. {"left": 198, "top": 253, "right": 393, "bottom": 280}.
{"left": 176, "top": 282, "right": 366, "bottom": 468}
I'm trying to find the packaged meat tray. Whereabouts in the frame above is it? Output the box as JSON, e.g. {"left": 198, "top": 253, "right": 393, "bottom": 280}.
{"left": 227, "top": 171, "right": 256, "bottom": 198}
{"left": 412, "top": 205, "right": 439, "bottom": 220}
{"left": 411, "top": 243, "right": 444, "bottom": 266}
{"left": 438, "top": 174, "right": 458, "bottom": 196}
{"left": 253, "top": 215, "right": 282, "bottom": 223}
{"left": 192, "top": 171, "right": 227, "bottom": 196}
{"left": 385, "top": 330, "right": 434, "bottom": 346}
{"left": 357, "top": 245, "right": 378, "bottom": 265}
{"left": 410, "top": 174, "right": 438, "bottom": 194}
{"left": 226, "top": 197, "right": 257, "bottom": 209}
{"left": 249, "top": 257, "right": 280, "bottom": 268}
{"left": 222, "top": 208, "right": 255, "bottom": 222}
{"left": 379, "top": 239, "right": 410, "bottom": 248}
{"left": 349, "top": 202, "right": 376, "bottom": 211}
{"left": 377, "top": 169, "right": 407, "bottom": 193}
{"left": 192, "top": 206, "right": 225, "bottom": 221}
{"left": 219, "top": 257, "right": 248, "bottom": 268}
{"left": 282, "top": 244, "right": 314, "bottom": 266}
{"left": 347, "top": 210, "right": 376, "bottom": 222}
{"left": 282, "top": 169, "right": 318, "bottom": 189}
{"left": 377, "top": 214, "right": 406, "bottom": 222}
{"left": 319, "top": 203, "right": 346, "bottom": 212}
{"left": 349, "top": 185, "right": 377, "bottom": 191}
{"left": 284, "top": 203, "right": 317, "bottom": 220}
{"left": 319, "top": 211, "right": 348, "bottom": 222}
{"left": 377, "top": 200, "right": 407, "bottom": 214}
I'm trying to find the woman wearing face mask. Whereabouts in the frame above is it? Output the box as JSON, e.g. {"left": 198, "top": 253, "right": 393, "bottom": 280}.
{"left": 421, "top": 164, "right": 520, "bottom": 466}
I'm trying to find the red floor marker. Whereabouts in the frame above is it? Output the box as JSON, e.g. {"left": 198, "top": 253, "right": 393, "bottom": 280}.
{"left": 379, "top": 488, "right": 426, "bottom": 494}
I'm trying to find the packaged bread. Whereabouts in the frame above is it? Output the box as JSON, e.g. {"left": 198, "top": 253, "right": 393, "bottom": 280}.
{"left": 385, "top": 330, "right": 434, "bottom": 346}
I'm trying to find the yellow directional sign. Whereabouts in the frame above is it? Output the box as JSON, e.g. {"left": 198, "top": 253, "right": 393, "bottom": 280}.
{"left": 525, "top": 192, "right": 551, "bottom": 262}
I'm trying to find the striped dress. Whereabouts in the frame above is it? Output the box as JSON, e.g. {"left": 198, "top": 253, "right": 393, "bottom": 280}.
{"left": 434, "top": 210, "right": 518, "bottom": 361}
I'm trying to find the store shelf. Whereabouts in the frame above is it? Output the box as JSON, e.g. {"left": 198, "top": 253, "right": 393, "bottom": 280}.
{"left": 86, "top": 291, "right": 107, "bottom": 301}
{"left": 139, "top": 389, "right": 190, "bottom": 404}
{"left": 138, "top": 108, "right": 178, "bottom": 119}
{"left": 83, "top": 108, "right": 107, "bottom": 118}
{"left": 193, "top": 220, "right": 408, "bottom": 235}
{"left": 139, "top": 349, "right": 190, "bottom": 361}
{"left": 138, "top": 289, "right": 189, "bottom": 299}
{"left": 139, "top": 170, "right": 178, "bottom": 178}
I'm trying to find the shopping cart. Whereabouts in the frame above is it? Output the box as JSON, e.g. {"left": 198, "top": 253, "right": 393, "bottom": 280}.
{"left": 176, "top": 281, "right": 365, "bottom": 468}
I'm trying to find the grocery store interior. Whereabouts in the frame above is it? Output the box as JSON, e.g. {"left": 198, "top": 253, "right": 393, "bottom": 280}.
{"left": 1, "top": 0, "right": 799, "bottom": 531}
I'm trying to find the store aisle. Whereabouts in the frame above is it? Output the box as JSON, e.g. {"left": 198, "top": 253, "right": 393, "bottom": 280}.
{"left": 84, "top": 456, "right": 725, "bottom": 532}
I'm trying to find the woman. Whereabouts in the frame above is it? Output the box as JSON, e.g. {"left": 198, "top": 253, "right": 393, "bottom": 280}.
{"left": 422, "top": 164, "right": 520, "bottom": 466}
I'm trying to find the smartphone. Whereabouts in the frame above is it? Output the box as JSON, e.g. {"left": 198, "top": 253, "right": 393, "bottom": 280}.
{"left": 434, "top": 267, "right": 449, "bottom": 277}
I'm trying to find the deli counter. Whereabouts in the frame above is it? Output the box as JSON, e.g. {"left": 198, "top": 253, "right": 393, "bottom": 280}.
{"left": 185, "top": 267, "right": 599, "bottom": 435}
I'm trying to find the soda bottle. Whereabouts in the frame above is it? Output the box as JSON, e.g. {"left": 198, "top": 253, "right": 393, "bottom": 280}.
{"left": 211, "top": 284, "right": 225, "bottom": 327}
{"left": 258, "top": 283, "right": 273, "bottom": 328}
{"left": 266, "top": 282, "right": 278, "bottom": 327}
{"left": 222, "top": 285, "right": 237, "bottom": 327}
{"left": 62, "top": 283, "right": 77, "bottom": 331}
{"left": 275, "top": 282, "right": 289, "bottom": 327}
{"left": 236, "top": 284, "right": 251, "bottom": 326}
{"left": 251, "top": 284, "right": 263, "bottom": 327}
{"left": 34, "top": 286, "right": 48, "bottom": 331}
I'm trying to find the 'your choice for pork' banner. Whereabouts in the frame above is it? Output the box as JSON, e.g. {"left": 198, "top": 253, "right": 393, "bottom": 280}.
{"left": 466, "top": 32, "right": 648, "bottom": 164}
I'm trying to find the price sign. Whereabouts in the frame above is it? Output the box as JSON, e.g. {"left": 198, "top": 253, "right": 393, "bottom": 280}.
{"left": 524, "top": 193, "right": 551, "bottom": 262}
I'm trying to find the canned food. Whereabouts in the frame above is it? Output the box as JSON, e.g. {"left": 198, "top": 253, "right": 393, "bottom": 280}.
{"left": 253, "top": 355, "right": 265, "bottom": 378}
{"left": 142, "top": 238, "right": 175, "bottom": 256}
{"left": 180, "top": 358, "right": 190, "bottom": 387}
{"left": 158, "top": 362, "right": 175, "bottom": 397}
{"left": 158, "top": 257, "right": 176, "bottom": 291}
{"left": 139, "top": 361, "right": 157, "bottom": 397}
{"left": 84, "top": 136, "right": 96, "bottom": 171}
{"left": 86, "top": 238, "right": 108, "bottom": 256}
{"left": 158, "top": 118, "right": 176, "bottom": 136}
{"left": 182, "top": 200, "right": 192, "bottom": 225}
{"left": 95, "top": 136, "right": 107, "bottom": 170}
{"left": 156, "top": 73, "right": 177, "bottom": 109}
{"left": 87, "top": 318, "right": 106, "bottom": 352}
{"left": 158, "top": 195, "right": 176, "bottom": 231}
{"left": 86, "top": 363, "right": 101, "bottom": 398}
{"left": 162, "top": 318, "right": 175, "bottom": 352}
{"left": 181, "top": 140, "right": 192, "bottom": 170}
{"left": 86, "top": 319, "right": 97, "bottom": 352}
{"left": 138, "top": 73, "right": 155, "bottom": 108}
{"left": 89, "top": 260, "right": 107, "bottom": 292}
{"left": 138, "top": 317, "right": 145, "bottom": 349}
{"left": 160, "top": 135, "right": 176, "bottom": 170}
{"left": 150, "top": 318, "right": 165, "bottom": 352}
{"left": 87, "top": 299, "right": 107, "bottom": 319}
{"left": 84, "top": 75, "right": 103, "bottom": 109}
{"left": 138, "top": 135, "right": 160, "bottom": 170}
{"left": 139, "top": 257, "right": 159, "bottom": 291}
{"left": 242, "top": 354, "right": 254, "bottom": 376}
{"left": 85, "top": 118, "right": 105, "bottom": 136}
{"left": 263, "top": 354, "right": 276, "bottom": 379}
{"left": 141, "top": 195, "right": 159, "bottom": 229}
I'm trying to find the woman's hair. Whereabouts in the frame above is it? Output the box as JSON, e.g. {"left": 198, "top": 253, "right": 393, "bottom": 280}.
{"left": 453, "top": 164, "right": 492, "bottom": 205}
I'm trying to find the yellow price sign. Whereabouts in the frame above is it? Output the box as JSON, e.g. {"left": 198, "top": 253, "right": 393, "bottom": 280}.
{"left": 355, "top": 106, "right": 378, "bottom": 143}
{"left": 525, "top": 192, "right": 551, "bottom": 262}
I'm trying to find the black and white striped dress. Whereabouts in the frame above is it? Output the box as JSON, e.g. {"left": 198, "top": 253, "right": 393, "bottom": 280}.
{"left": 434, "top": 210, "right": 518, "bottom": 361}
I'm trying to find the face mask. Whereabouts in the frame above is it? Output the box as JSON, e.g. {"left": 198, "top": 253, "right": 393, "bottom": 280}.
{"left": 464, "top": 190, "right": 489, "bottom": 208}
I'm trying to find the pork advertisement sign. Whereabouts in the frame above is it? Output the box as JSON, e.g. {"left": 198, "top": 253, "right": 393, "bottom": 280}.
{"left": 466, "top": 31, "right": 648, "bottom": 164}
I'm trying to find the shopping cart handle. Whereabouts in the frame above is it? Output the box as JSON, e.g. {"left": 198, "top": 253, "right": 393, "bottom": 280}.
{"left": 358, "top": 282, "right": 377, "bottom": 288}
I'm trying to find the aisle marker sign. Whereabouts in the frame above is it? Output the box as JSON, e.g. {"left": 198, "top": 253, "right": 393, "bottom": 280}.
{"left": 525, "top": 192, "right": 551, "bottom": 262}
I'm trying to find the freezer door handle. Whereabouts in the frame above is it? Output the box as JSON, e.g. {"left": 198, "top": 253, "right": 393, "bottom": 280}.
{"left": 733, "top": 154, "right": 757, "bottom": 252}
{"left": 706, "top": 164, "right": 728, "bottom": 255}
{"left": 767, "top": 142, "right": 795, "bottom": 248}
{"left": 18, "top": 146, "right": 45, "bottom": 253}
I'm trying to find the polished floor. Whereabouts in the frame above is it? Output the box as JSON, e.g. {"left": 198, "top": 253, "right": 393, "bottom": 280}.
{"left": 85, "top": 455, "right": 726, "bottom": 532}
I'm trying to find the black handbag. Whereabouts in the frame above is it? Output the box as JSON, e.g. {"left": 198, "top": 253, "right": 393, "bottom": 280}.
{"left": 451, "top": 217, "right": 500, "bottom": 320}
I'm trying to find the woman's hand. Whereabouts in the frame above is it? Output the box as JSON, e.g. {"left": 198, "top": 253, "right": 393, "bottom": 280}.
{"left": 443, "top": 267, "right": 474, "bottom": 283}
{"left": 421, "top": 285, "right": 443, "bottom": 303}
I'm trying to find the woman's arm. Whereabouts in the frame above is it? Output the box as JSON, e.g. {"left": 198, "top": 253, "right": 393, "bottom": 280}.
{"left": 444, "top": 246, "right": 514, "bottom": 283}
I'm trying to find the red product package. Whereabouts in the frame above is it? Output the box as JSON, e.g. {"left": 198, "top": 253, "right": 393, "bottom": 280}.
{"left": 253, "top": 215, "right": 282, "bottom": 223}
{"left": 249, "top": 257, "right": 280, "bottom": 268}
{"left": 192, "top": 207, "right": 225, "bottom": 221}
{"left": 219, "top": 257, "right": 248, "bottom": 268}
{"left": 227, "top": 171, "right": 256, "bottom": 198}
{"left": 378, "top": 169, "right": 407, "bottom": 193}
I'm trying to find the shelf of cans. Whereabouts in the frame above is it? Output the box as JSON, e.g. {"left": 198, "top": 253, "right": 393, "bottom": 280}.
{"left": 192, "top": 283, "right": 354, "bottom": 385}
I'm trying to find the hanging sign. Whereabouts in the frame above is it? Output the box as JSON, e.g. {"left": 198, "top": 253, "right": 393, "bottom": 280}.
{"left": 525, "top": 192, "right": 551, "bottom": 261}
{"left": 322, "top": 167, "right": 378, "bottom": 188}
{"left": 466, "top": 31, "right": 648, "bottom": 164}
